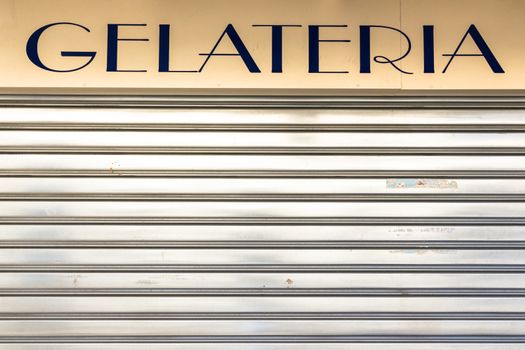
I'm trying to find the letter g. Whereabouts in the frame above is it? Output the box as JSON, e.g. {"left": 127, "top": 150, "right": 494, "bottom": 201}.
{"left": 26, "top": 22, "right": 96, "bottom": 72}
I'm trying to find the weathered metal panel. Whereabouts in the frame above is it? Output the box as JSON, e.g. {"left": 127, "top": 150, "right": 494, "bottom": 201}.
{"left": 0, "top": 96, "right": 524, "bottom": 347}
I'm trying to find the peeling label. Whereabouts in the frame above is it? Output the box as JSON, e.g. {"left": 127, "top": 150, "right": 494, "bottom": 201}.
{"left": 387, "top": 178, "right": 458, "bottom": 189}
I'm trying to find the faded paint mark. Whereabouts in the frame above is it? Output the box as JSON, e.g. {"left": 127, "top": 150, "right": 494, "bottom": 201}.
{"left": 137, "top": 279, "right": 158, "bottom": 286}
{"left": 69, "top": 274, "right": 83, "bottom": 288}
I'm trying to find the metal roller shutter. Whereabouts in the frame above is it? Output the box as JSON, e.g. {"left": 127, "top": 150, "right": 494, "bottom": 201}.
{"left": 1, "top": 96, "right": 525, "bottom": 348}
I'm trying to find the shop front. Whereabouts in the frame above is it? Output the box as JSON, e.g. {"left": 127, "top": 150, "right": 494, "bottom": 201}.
{"left": 1, "top": 0, "right": 525, "bottom": 348}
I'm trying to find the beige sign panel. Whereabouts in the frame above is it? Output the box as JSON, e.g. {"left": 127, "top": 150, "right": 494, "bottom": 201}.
{"left": 0, "top": 0, "right": 523, "bottom": 91}
{"left": 402, "top": 0, "right": 525, "bottom": 90}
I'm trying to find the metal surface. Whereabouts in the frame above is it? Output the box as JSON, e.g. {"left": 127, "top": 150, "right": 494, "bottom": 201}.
{"left": 4, "top": 95, "right": 525, "bottom": 108}
{"left": 0, "top": 100, "right": 525, "bottom": 347}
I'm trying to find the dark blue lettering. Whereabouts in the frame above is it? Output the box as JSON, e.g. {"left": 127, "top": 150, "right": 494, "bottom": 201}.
{"left": 423, "top": 25, "right": 435, "bottom": 73}
{"left": 360, "top": 25, "right": 413, "bottom": 74}
{"left": 107, "top": 24, "right": 149, "bottom": 72}
{"left": 26, "top": 22, "right": 96, "bottom": 73}
{"left": 158, "top": 24, "right": 198, "bottom": 73}
{"left": 308, "top": 25, "right": 350, "bottom": 73}
{"left": 199, "top": 24, "right": 260, "bottom": 73}
{"left": 442, "top": 24, "right": 504, "bottom": 73}
{"left": 253, "top": 24, "right": 301, "bottom": 73}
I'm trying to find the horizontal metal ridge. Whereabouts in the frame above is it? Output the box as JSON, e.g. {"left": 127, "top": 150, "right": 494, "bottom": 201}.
{"left": 2, "top": 240, "right": 525, "bottom": 249}
{"left": 0, "top": 217, "right": 524, "bottom": 225}
{"left": 4, "top": 146, "right": 525, "bottom": 155}
{"left": 0, "top": 345, "right": 511, "bottom": 350}
{"left": 2, "top": 264, "right": 525, "bottom": 273}
{"left": 2, "top": 122, "right": 525, "bottom": 132}
{"left": 3, "top": 95, "right": 525, "bottom": 109}
{"left": 3, "top": 288, "right": 525, "bottom": 297}
{"left": 3, "top": 122, "right": 525, "bottom": 132}
{"left": 1, "top": 193, "right": 525, "bottom": 202}
{"left": 3, "top": 335, "right": 525, "bottom": 343}
{"left": 3, "top": 312, "right": 525, "bottom": 321}
{"left": 1, "top": 170, "right": 525, "bottom": 178}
